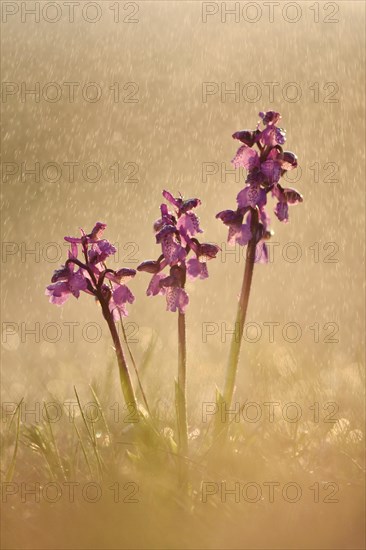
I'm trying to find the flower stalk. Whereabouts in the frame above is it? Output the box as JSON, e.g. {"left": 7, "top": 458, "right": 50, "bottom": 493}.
{"left": 46, "top": 222, "right": 139, "bottom": 409}
{"left": 223, "top": 207, "right": 259, "bottom": 408}
{"left": 216, "top": 111, "right": 303, "bottom": 431}
{"left": 98, "top": 289, "right": 137, "bottom": 409}
{"left": 177, "top": 310, "right": 188, "bottom": 455}
{"left": 138, "top": 190, "right": 220, "bottom": 456}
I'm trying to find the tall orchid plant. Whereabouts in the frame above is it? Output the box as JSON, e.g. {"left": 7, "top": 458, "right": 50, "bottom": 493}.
{"left": 216, "top": 110, "right": 303, "bottom": 416}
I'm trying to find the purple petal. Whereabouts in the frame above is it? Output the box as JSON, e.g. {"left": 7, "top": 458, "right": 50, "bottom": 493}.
{"left": 109, "top": 284, "right": 135, "bottom": 320}
{"left": 155, "top": 224, "right": 177, "bottom": 243}
{"left": 237, "top": 185, "right": 267, "bottom": 209}
{"left": 45, "top": 282, "right": 71, "bottom": 306}
{"left": 228, "top": 223, "right": 252, "bottom": 246}
{"left": 69, "top": 270, "right": 88, "bottom": 297}
{"left": 236, "top": 223, "right": 253, "bottom": 246}
{"left": 261, "top": 159, "right": 281, "bottom": 184}
{"left": 109, "top": 302, "right": 128, "bottom": 321}
{"left": 160, "top": 234, "right": 186, "bottom": 265}
{"left": 147, "top": 273, "right": 166, "bottom": 296}
{"left": 274, "top": 202, "right": 289, "bottom": 223}
{"left": 267, "top": 148, "right": 280, "bottom": 160}
{"left": 70, "top": 242, "right": 78, "bottom": 258}
{"left": 162, "top": 190, "right": 179, "bottom": 207}
{"left": 260, "top": 126, "right": 286, "bottom": 147}
{"left": 159, "top": 273, "right": 179, "bottom": 288}
{"left": 89, "top": 239, "right": 116, "bottom": 264}
{"left": 98, "top": 239, "right": 116, "bottom": 256}
{"left": 64, "top": 236, "right": 82, "bottom": 244}
{"left": 231, "top": 145, "right": 259, "bottom": 170}
{"left": 275, "top": 127, "right": 286, "bottom": 145}
{"left": 64, "top": 222, "right": 106, "bottom": 245}
{"left": 255, "top": 242, "right": 269, "bottom": 264}
{"left": 160, "top": 203, "right": 170, "bottom": 217}
{"left": 113, "top": 284, "right": 135, "bottom": 306}
{"left": 89, "top": 222, "right": 107, "bottom": 241}
{"left": 177, "top": 212, "right": 203, "bottom": 237}
{"left": 187, "top": 258, "right": 208, "bottom": 280}
{"left": 259, "top": 206, "right": 271, "bottom": 231}
{"left": 165, "top": 287, "right": 189, "bottom": 314}
{"left": 246, "top": 167, "right": 265, "bottom": 186}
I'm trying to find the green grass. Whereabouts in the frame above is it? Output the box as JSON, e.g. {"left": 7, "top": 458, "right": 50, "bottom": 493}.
{"left": 1, "top": 360, "right": 364, "bottom": 550}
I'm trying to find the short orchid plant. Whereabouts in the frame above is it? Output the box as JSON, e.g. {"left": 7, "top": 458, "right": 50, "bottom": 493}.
{"left": 46, "top": 222, "right": 138, "bottom": 408}
{"left": 46, "top": 110, "right": 302, "bottom": 455}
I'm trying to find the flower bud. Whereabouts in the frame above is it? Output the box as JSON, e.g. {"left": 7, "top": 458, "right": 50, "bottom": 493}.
{"left": 216, "top": 209, "right": 243, "bottom": 226}
{"left": 198, "top": 243, "right": 220, "bottom": 260}
{"left": 155, "top": 224, "right": 179, "bottom": 243}
{"left": 283, "top": 188, "right": 303, "bottom": 204}
{"left": 259, "top": 111, "right": 281, "bottom": 125}
{"left": 113, "top": 268, "right": 136, "bottom": 282}
{"left": 137, "top": 260, "right": 161, "bottom": 274}
{"left": 180, "top": 198, "right": 201, "bottom": 214}
{"left": 51, "top": 265, "right": 70, "bottom": 283}
{"left": 281, "top": 151, "right": 298, "bottom": 170}
{"left": 232, "top": 130, "right": 255, "bottom": 147}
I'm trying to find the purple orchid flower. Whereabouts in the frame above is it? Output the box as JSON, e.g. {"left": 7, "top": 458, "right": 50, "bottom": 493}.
{"left": 46, "top": 222, "right": 136, "bottom": 319}
{"left": 46, "top": 244, "right": 89, "bottom": 305}
{"left": 46, "top": 263, "right": 89, "bottom": 306}
{"left": 138, "top": 191, "right": 219, "bottom": 314}
{"left": 217, "top": 111, "right": 303, "bottom": 262}
{"left": 216, "top": 112, "right": 304, "bottom": 419}
{"left": 46, "top": 223, "right": 141, "bottom": 409}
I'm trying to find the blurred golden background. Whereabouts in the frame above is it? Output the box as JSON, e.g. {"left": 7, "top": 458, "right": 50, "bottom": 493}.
{"left": 1, "top": 1, "right": 365, "bottom": 548}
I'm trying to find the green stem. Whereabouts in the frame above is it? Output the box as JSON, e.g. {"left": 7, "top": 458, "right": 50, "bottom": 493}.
{"left": 100, "top": 262, "right": 150, "bottom": 415}
{"left": 120, "top": 318, "right": 151, "bottom": 415}
{"left": 177, "top": 311, "right": 188, "bottom": 455}
{"left": 223, "top": 208, "right": 259, "bottom": 409}
{"left": 100, "top": 299, "right": 137, "bottom": 409}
